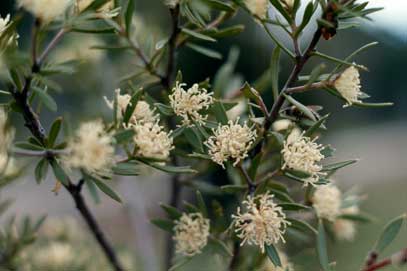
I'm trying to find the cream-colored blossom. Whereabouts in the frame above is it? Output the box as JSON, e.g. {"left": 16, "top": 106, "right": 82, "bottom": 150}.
{"left": 281, "top": 132, "right": 325, "bottom": 186}
{"left": 333, "top": 219, "right": 356, "bottom": 241}
{"left": 173, "top": 212, "right": 210, "bottom": 257}
{"left": 312, "top": 184, "right": 342, "bottom": 222}
{"left": 40, "top": 217, "right": 82, "bottom": 240}
{"left": 104, "top": 89, "right": 157, "bottom": 125}
{"left": 0, "top": 14, "right": 10, "bottom": 35}
{"left": 333, "top": 205, "right": 359, "bottom": 241}
{"left": 0, "top": 108, "right": 14, "bottom": 175}
{"left": 62, "top": 120, "right": 114, "bottom": 174}
{"left": 272, "top": 119, "right": 293, "bottom": 132}
{"left": 133, "top": 121, "right": 173, "bottom": 160}
{"left": 245, "top": 0, "right": 269, "bottom": 20}
{"left": 169, "top": 82, "right": 213, "bottom": 126}
{"left": 226, "top": 98, "right": 246, "bottom": 121}
{"left": 205, "top": 119, "right": 256, "bottom": 168}
{"left": 263, "top": 250, "right": 294, "bottom": 271}
{"left": 232, "top": 193, "right": 290, "bottom": 253}
{"left": 334, "top": 66, "right": 363, "bottom": 107}
{"left": 164, "top": 0, "right": 179, "bottom": 8}
{"left": 34, "top": 242, "right": 76, "bottom": 269}
{"left": 18, "top": 0, "right": 72, "bottom": 23}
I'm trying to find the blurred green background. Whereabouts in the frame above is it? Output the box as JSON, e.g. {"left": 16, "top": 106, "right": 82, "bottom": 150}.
{"left": 0, "top": 0, "right": 406, "bottom": 270}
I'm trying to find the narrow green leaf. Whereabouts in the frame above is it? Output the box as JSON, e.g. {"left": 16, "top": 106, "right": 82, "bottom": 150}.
{"left": 287, "top": 218, "right": 318, "bottom": 235}
{"left": 317, "top": 220, "right": 329, "bottom": 271}
{"left": 183, "top": 127, "right": 204, "bottom": 153}
{"left": 338, "top": 213, "right": 374, "bottom": 223}
{"left": 374, "top": 214, "right": 406, "bottom": 253}
{"left": 160, "top": 203, "right": 182, "bottom": 220}
{"left": 125, "top": 0, "right": 135, "bottom": 33}
{"left": 304, "top": 114, "right": 330, "bottom": 137}
{"left": 114, "top": 129, "right": 135, "bottom": 144}
{"left": 271, "top": 46, "right": 281, "bottom": 100}
{"left": 50, "top": 160, "right": 69, "bottom": 186}
{"left": 138, "top": 159, "right": 197, "bottom": 174}
{"left": 182, "top": 28, "right": 217, "bottom": 42}
{"left": 151, "top": 219, "right": 174, "bottom": 232}
{"left": 322, "top": 160, "right": 358, "bottom": 172}
{"left": 295, "top": 1, "right": 314, "bottom": 37}
{"left": 89, "top": 175, "right": 122, "bottom": 203}
{"left": 186, "top": 43, "right": 222, "bottom": 59}
{"left": 283, "top": 93, "right": 316, "bottom": 121}
{"left": 210, "top": 25, "right": 245, "bottom": 38}
{"left": 48, "top": 117, "right": 62, "bottom": 147}
{"left": 123, "top": 89, "right": 143, "bottom": 125}
{"left": 85, "top": 177, "right": 101, "bottom": 204}
{"left": 32, "top": 87, "right": 57, "bottom": 112}
{"left": 154, "top": 103, "right": 174, "bottom": 116}
{"left": 196, "top": 191, "right": 208, "bottom": 217}
{"left": 278, "top": 203, "right": 310, "bottom": 211}
{"left": 209, "top": 237, "right": 233, "bottom": 257}
{"left": 265, "top": 244, "right": 282, "bottom": 267}
{"left": 34, "top": 158, "right": 49, "bottom": 184}
{"left": 112, "top": 162, "right": 141, "bottom": 176}
{"left": 220, "top": 184, "right": 247, "bottom": 194}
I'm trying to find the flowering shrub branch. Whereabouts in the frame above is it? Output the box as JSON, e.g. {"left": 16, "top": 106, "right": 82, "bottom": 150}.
{"left": 0, "top": 0, "right": 405, "bottom": 271}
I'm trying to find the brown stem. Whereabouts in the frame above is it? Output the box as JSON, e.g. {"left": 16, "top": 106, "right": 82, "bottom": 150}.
{"left": 237, "top": 164, "right": 256, "bottom": 195}
{"left": 229, "top": 241, "right": 241, "bottom": 270}
{"left": 362, "top": 248, "right": 407, "bottom": 271}
{"left": 66, "top": 182, "right": 124, "bottom": 271}
{"left": 164, "top": 5, "right": 182, "bottom": 270}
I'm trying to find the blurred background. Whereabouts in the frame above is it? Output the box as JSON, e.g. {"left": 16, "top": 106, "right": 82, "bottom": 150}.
{"left": 0, "top": 0, "right": 406, "bottom": 270}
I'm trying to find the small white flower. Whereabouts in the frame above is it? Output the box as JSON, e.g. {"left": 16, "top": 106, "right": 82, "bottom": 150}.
{"left": 272, "top": 119, "right": 293, "bottom": 132}
{"left": 133, "top": 121, "right": 173, "bottom": 160}
{"left": 333, "top": 219, "right": 356, "bottom": 241}
{"left": 232, "top": 193, "right": 290, "bottom": 253}
{"left": 312, "top": 184, "right": 342, "bottom": 222}
{"left": 34, "top": 242, "right": 76, "bottom": 269}
{"left": 104, "top": 89, "right": 157, "bottom": 125}
{"left": 0, "top": 107, "right": 15, "bottom": 175}
{"left": 281, "top": 132, "right": 325, "bottom": 186}
{"left": 164, "top": 0, "right": 179, "bottom": 8}
{"left": 169, "top": 82, "right": 213, "bottom": 126}
{"left": 62, "top": 120, "right": 114, "bottom": 174}
{"left": 244, "top": 0, "right": 269, "bottom": 20}
{"left": 18, "top": 0, "right": 72, "bottom": 23}
{"left": 0, "top": 14, "right": 11, "bottom": 35}
{"left": 173, "top": 212, "right": 210, "bottom": 257}
{"left": 334, "top": 65, "right": 363, "bottom": 107}
{"left": 205, "top": 119, "right": 256, "bottom": 168}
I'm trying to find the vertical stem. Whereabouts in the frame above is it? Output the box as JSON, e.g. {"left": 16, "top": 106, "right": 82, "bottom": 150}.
{"left": 66, "top": 183, "right": 124, "bottom": 271}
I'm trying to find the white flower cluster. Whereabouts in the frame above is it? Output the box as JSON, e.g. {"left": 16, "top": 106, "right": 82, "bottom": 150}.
{"left": 104, "top": 89, "right": 157, "bottom": 125}
{"left": 205, "top": 119, "right": 256, "bottom": 168}
{"left": 281, "top": 131, "right": 326, "bottom": 186}
{"left": 312, "top": 184, "right": 342, "bottom": 222}
{"left": 0, "top": 14, "right": 11, "bottom": 35}
{"left": 232, "top": 193, "right": 290, "bottom": 253}
{"left": 133, "top": 121, "right": 173, "bottom": 160}
{"left": 62, "top": 120, "right": 114, "bottom": 174}
{"left": 313, "top": 184, "right": 360, "bottom": 241}
{"left": 0, "top": 108, "right": 15, "bottom": 175}
{"left": 18, "top": 0, "right": 72, "bottom": 23}
{"left": 169, "top": 82, "right": 213, "bottom": 126}
{"left": 334, "top": 66, "right": 363, "bottom": 107}
{"left": 244, "top": 0, "right": 269, "bottom": 20}
{"left": 173, "top": 212, "right": 210, "bottom": 257}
